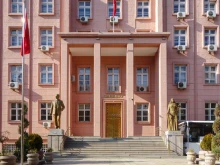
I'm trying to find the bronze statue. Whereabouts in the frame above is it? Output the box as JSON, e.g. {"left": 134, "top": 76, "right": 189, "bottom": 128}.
{"left": 50, "top": 94, "right": 65, "bottom": 129}
{"left": 167, "top": 98, "right": 180, "bottom": 131}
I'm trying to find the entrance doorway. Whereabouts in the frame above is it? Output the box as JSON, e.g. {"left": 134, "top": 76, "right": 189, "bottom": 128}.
{"left": 106, "top": 103, "right": 121, "bottom": 138}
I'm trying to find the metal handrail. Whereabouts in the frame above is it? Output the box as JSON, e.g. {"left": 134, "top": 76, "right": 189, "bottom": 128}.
{"left": 59, "top": 127, "right": 71, "bottom": 156}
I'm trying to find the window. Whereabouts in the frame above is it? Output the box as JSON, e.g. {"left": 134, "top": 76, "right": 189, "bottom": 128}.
{"left": 40, "top": 65, "right": 53, "bottom": 84}
{"left": 204, "top": 29, "right": 216, "bottom": 46}
{"left": 108, "top": 1, "right": 120, "bottom": 17}
{"left": 11, "top": 29, "right": 22, "bottom": 46}
{"left": 174, "top": 65, "right": 187, "bottom": 84}
{"left": 78, "top": 1, "right": 91, "bottom": 17}
{"left": 173, "top": 0, "right": 185, "bottom": 13}
{"left": 136, "top": 68, "right": 148, "bottom": 92}
{"left": 10, "top": 65, "right": 22, "bottom": 84}
{"left": 11, "top": 0, "right": 22, "bottom": 13}
{"left": 40, "top": 29, "right": 52, "bottom": 46}
{"left": 205, "top": 65, "right": 217, "bottom": 84}
{"left": 40, "top": 102, "right": 52, "bottom": 120}
{"left": 204, "top": 0, "right": 215, "bottom": 13}
{"left": 107, "top": 68, "right": 119, "bottom": 92}
{"left": 137, "top": 1, "right": 149, "bottom": 17}
{"left": 78, "top": 104, "right": 90, "bottom": 122}
{"left": 136, "top": 104, "right": 149, "bottom": 122}
{"left": 177, "top": 102, "right": 187, "bottom": 121}
{"left": 78, "top": 68, "right": 90, "bottom": 92}
{"left": 10, "top": 103, "right": 21, "bottom": 121}
{"left": 174, "top": 29, "right": 186, "bottom": 46}
{"left": 41, "top": 0, "right": 53, "bottom": 13}
{"left": 205, "top": 103, "right": 216, "bottom": 120}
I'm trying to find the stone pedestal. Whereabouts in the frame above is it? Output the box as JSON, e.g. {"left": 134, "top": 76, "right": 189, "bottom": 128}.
{"left": 165, "top": 131, "right": 183, "bottom": 156}
{"left": 48, "top": 129, "right": 64, "bottom": 152}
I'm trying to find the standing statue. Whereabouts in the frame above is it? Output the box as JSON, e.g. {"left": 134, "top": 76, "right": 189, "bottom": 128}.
{"left": 50, "top": 94, "right": 65, "bottom": 129}
{"left": 167, "top": 98, "right": 180, "bottom": 131}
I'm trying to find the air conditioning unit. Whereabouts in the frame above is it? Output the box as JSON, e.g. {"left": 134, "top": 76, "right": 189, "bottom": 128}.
{"left": 9, "top": 82, "right": 19, "bottom": 89}
{"left": 43, "top": 122, "right": 51, "bottom": 128}
{"left": 177, "top": 12, "right": 186, "bottom": 20}
{"left": 40, "top": 45, "right": 49, "bottom": 52}
{"left": 207, "top": 44, "right": 217, "bottom": 52}
{"left": 80, "top": 16, "right": 88, "bottom": 23}
{"left": 110, "top": 16, "right": 118, "bottom": 24}
{"left": 139, "top": 86, "right": 147, "bottom": 92}
{"left": 177, "top": 45, "right": 186, "bottom": 51}
{"left": 206, "top": 10, "right": 216, "bottom": 18}
{"left": 177, "top": 82, "right": 187, "bottom": 89}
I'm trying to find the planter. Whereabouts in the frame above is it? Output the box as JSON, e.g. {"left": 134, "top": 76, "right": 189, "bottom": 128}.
{"left": 205, "top": 153, "right": 216, "bottom": 165}
{"left": 27, "top": 153, "right": 39, "bottom": 165}
{"left": 44, "top": 152, "right": 53, "bottom": 163}
{"left": 0, "top": 155, "right": 16, "bottom": 165}
{"left": 186, "top": 152, "right": 196, "bottom": 164}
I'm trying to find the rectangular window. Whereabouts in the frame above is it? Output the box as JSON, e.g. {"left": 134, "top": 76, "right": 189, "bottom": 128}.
{"left": 10, "top": 65, "right": 22, "bottom": 84}
{"left": 40, "top": 102, "right": 52, "bottom": 120}
{"left": 108, "top": 1, "right": 120, "bottom": 17}
{"left": 174, "top": 29, "right": 186, "bottom": 46}
{"left": 136, "top": 104, "right": 149, "bottom": 122}
{"left": 204, "top": 0, "right": 215, "bottom": 13}
{"left": 173, "top": 0, "right": 185, "bottom": 13}
{"left": 78, "top": 104, "right": 90, "bottom": 122}
{"left": 78, "top": 1, "right": 91, "bottom": 17}
{"left": 40, "top": 65, "right": 53, "bottom": 84}
{"left": 41, "top": 0, "right": 53, "bottom": 13}
{"left": 205, "top": 65, "right": 217, "bottom": 84}
{"left": 174, "top": 65, "right": 187, "bottom": 84}
{"left": 177, "top": 102, "right": 187, "bottom": 121}
{"left": 108, "top": 68, "right": 119, "bottom": 92}
{"left": 10, "top": 103, "right": 21, "bottom": 121}
{"left": 78, "top": 68, "right": 90, "bottom": 92}
{"left": 11, "top": 0, "right": 22, "bottom": 13}
{"left": 11, "top": 29, "right": 22, "bottom": 46}
{"left": 205, "top": 103, "right": 216, "bottom": 120}
{"left": 137, "top": 1, "right": 149, "bottom": 17}
{"left": 136, "top": 68, "right": 148, "bottom": 92}
{"left": 204, "top": 29, "right": 216, "bottom": 46}
{"left": 40, "top": 29, "right": 52, "bottom": 46}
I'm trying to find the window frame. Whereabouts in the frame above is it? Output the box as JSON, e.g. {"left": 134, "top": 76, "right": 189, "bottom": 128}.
{"left": 205, "top": 102, "right": 216, "bottom": 121}
{"left": 107, "top": 0, "right": 122, "bottom": 18}
{"left": 204, "top": 65, "right": 217, "bottom": 84}
{"left": 38, "top": 26, "right": 55, "bottom": 48}
{"left": 78, "top": 103, "right": 91, "bottom": 122}
{"left": 9, "top": 28, "right": 22, "bottom": 47}
{"left": 10, "top": 0, "right": 23, "bottom": 14}
{"left": 39, "top": 102, "right": 52, "bottom": 121}
{"left": 135, "top": 103, "right": 150, "bottom": 124}
{"left": 173, "top": 26, "right": 189, "bottom": 48}
{"left": 176, "top": 102, "right": 187, "bottom": 121}
{"left": 173, "top": 0, "right": 186, "bottom": 13}
{"left": 136, "top": 67, "right": 149, "bottom": 92}
{"left": 174, "top": 65, "right": 187, "bottom": 84}
{"left": 136, "top": 1, "right": 150, "bottom": 18}
{"left": 202, "top": 0, "right": 220, "bottom": 16}
{"left": 38, "top": 63, "right": 54, "bottom": 86}
{"left": 107, "top": 67, "right": 120, "bottom": 93}
{"left": 78, "top": 1, "right": 92, "bottom": 18}
{"left": 77, "top": 67, "right": 91, "bottom": 93}
{"left": 9, "top": 64, "right": 22, "bottom": 84}
{"left": 39, "top": 0, "right": 55, "bottom": 15}
{"left": 202, "top": 26, "right": 219, "bottom": 48}
{"left": 9, "top": 102, "right": 22, "bottom": 122}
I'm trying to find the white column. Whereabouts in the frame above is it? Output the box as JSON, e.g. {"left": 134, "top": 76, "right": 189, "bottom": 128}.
{"left": 126, "top": 43, "right": 134, "bottom": 137}
{"left": 94, "top": 43, "right": 101, "bottom": 136}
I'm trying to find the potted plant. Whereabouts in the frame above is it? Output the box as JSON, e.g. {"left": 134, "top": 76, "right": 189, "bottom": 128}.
{"left": 28, "top": 133, "right": 43, "bottom": 160}
{"left": 0, "top": 149, "right": 16, "bottom": 165}
{"left": 27, "top": 149, "right": 39, "bottom": 165}
{"left": 44, "top": 147, "right": 54, "bottom": 163}
{"left": 186, "top": 148, "right": 196, "bottom": 164}
{"left": 199, "top": 133, "right": 214, "bottom": 160}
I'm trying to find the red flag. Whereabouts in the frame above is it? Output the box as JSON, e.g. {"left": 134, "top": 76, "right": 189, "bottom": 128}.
{"left": 113, "top": 0, "right": 116, "bottom": 16}
{"left": 21, "top": 7, "right": 30, "bottom": 56}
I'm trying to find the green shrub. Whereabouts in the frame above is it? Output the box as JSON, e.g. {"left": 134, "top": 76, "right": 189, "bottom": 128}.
{"left": 212, "top": 133, "right": 220, "bottom": 150}
{"left": 200, "top": 133, "right": 214, "bottom": 151}
{"left": 213, "top": 119, "right": 220, "bottom": 134}
{"left": 212, "top": 147, "right": 220, "bottom": 160}
{"left": 28, "top": 134, "right": 43, "bottom": 151}
{"left": 214, "top": 104, "right": 220, "bottom": 118}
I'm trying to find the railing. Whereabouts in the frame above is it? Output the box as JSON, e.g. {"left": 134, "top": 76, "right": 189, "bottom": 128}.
{"left": 59, "top": 127, "right": 71, "bottom": 156}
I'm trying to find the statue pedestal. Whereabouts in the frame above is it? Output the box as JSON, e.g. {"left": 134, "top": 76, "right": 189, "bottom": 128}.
{"left": 48, "top": 129, "right": 64, "bottom": 152}
{"left": 165, "top": 131, "right": 183, "bottom": 156}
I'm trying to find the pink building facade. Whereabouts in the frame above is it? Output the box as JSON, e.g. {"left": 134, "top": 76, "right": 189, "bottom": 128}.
{"left": 0, "top": 0, "right": 220, "bottom": 147}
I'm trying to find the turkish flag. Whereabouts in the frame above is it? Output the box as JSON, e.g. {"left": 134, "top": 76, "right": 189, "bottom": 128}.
{"left": 21, "top": 7, "right": 30, "bottom": 56}
{"left": 113, "top": 0, "right": 116, "bottom": 16}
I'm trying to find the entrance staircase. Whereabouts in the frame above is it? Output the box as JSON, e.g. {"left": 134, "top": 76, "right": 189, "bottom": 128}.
{"left": 61, "top": 136, "right": 180, "bottom": 158}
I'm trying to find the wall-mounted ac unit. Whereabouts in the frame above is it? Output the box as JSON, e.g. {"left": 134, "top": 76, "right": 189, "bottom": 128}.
{"left": 110, "top": 16, "right": 118, "bottom": 24}
{"left": 139, "top": 86, "right": 147, "bottom": 92}
{"left": 177, "top": 45, "right": 186, "bottom": 51}
{"left": 206, "top": 10, "right": 216, "bottom": 18}
{"left": 177, "top": 82, "right": 187, "bottom": 89}
{"left": 80, "top": 16, "right": 88, "bottom": 23}
{"left": 40, "top": 45, "right": 49, "bottom": 52}
{"left": 207, "top": 44, "right": 217, "bottom": 52}
{"left": 9, "top": 82, "right": 19, "bottom": 89}
{"left": 43, "top": 122, "right": 51, "bottom": 128}
{"left": 177, "top": 12, "right": 186, "bottom": 20}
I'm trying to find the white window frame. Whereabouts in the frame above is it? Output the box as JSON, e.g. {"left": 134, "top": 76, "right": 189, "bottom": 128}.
{"left": 78, "top": 68, "right": 90, "bottom": 92}
{"left": 173, "top": 0, "right": 186, "bottom": 13}
{"left": 174, "top": 65, "right": 187, "bottom": 84}
{"left": 40, "top": 65, "right": 53, "bottom": 84}
{"left": 205, "top": 65, "right": 217, "bottom": 84}
{"left": 174, "top": 29, "right": 186, "bottom": 46}
{"left": 10, "top": 103, "right": 21, "bottom": 121}
{"left": 40, "top": 29, "right": 53, "bottom": 46}
{"left": 107, "top": 68, "right": 120, "bottom": 92}
{"left": 136, "top": 68, "right": 148, "bottom": 92}
{"left": 205, "top": 102, "right": 216, "bottom": 121}
{"left": 136, "top": 104, "right": 149, "bottom": 122}
{"left": 11, "top": 29, "right": 22, "bottom": 46}
{"left": 108, "top": 1, "right": 120, "bottom": 17}
{"left": 11, "top": 0, "right": 22, "bottom": 13}
{"left": 177, "top": 102, "right": 187, "bottom": 121}
{"left": 78, "top": 1, "right": 91, "bottom": 18}
{"left": 41, "top": 0, "right": 53, "bottom": 13}
{"left": 40, "top": 102, "right": 52, "bottom": 121}
{"left": 204, "top": 29, "right": 216, "bottom": 46}
{"left": 10, "top": 65, "right": 22, "bottom": 84}
{"left": 204, "top": 0, "right": 216, "bottom": 13}
{"left": 137, "top": 1, "right": 149, "bottom": 17}
{"left": 78, "top": 104, "right": 90, "bottom": 122}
